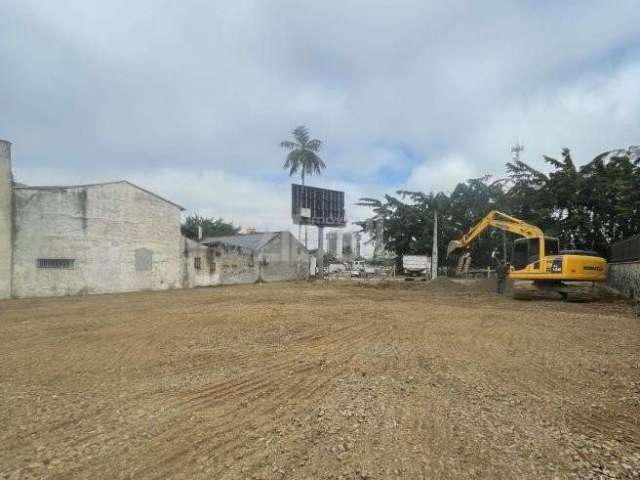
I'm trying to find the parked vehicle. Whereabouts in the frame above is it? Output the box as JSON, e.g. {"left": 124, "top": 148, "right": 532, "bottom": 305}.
{"left": 328, "top": 263, "right": 346, "bottom": 274}
{"left": 402, "top": 255, "right": 431, "bottom": 277}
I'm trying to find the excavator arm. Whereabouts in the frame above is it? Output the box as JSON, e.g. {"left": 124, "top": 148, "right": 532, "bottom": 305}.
{"left": 447, "top": 210, "right": 543, "bottom": 256}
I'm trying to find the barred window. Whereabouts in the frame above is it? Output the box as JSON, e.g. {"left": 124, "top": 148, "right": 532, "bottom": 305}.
{"left": 194, "top": 257, "right": 202, "bottom": 270}
{"left": 37, "top": 258, "right": 75, "bottom": 269}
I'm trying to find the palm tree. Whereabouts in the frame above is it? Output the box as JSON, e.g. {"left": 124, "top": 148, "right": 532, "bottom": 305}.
{"left": 280, "top": 126, "right": 325, "bottom": 185}
{"left": 281, "top": 126, "right": 326, "bottom": 248}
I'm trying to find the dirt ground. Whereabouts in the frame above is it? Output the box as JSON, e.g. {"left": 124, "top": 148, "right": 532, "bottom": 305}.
{"left": 1, "top": 279, "right": 639, "bottom": 480}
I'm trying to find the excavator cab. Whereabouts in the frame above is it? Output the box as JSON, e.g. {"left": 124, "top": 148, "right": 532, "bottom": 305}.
{"left": 511, "top": 237, "right": 559, "bottom": 270}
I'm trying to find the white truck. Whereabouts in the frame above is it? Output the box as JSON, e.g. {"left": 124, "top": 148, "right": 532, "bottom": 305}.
{"left": 328, "top": 263, "right": 347, "bottom": 274}
{"left": 402, "top": 255, "right": 431, "bottom": 277}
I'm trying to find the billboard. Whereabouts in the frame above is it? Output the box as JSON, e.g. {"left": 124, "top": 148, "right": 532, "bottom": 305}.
{"left": 291, "top": 184, "right": 346, "bottom": 227}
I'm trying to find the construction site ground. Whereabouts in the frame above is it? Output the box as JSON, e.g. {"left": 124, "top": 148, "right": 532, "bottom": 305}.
{"left": 1, "top": 279, "right": 639, "bottom": 479}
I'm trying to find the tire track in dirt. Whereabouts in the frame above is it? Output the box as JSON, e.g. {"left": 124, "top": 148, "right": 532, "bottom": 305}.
{"left": 136, "top": 325, "right": 386, "bottom": 480}
{"left": 56, "top": 320, "right": 381, "bottom": 480}
{"left": 183, "top": 343, "right": 379, "bottom": 480}
{"left": 157, "top": 322, "right": 356, "bottom": 390}
{"left": 22, "top": 323, "right": 362, "bottom": 469}
{"left": 162, "top": 323, "right": 367, "bottom": 411}
{"left": 565, "top": 409, "right": 640, "bottom": 445}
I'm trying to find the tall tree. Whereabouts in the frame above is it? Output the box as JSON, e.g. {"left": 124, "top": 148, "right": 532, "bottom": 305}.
{"left": 280, "top": 126, "right": 325, "bottom": 185}
{"left": 281, "top": 125, "right": 326, "bottom": 247}
{"left": 181, "top": 214, "right": 240, "bottom": 240}
{"left": 358, "top": 145, "right": 640, "bottom": 265}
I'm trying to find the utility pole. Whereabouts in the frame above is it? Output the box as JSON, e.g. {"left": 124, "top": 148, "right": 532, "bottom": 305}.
{"left": 511, "top": 138, "right": 524, "bottom": 162}
{"left": 431, "top": 210, "right": 438, "bottom": 279}
{"left": 504, "top": 138, "right": 523, "bottom": 263}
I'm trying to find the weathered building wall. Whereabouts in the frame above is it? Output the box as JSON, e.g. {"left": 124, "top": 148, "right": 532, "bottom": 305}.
{"left": 0, "top": 140, "right": 12, "bottom": 299}
{"left": 11, "top": 182, "right": 183, "bottom": 298}
{"left": 214, "top": 244, "right": 260, "bottom": 285}
{"left": 608, "top": 262, "right": 640, "bottom": 299}
{"left": 183, "top": 237, "right": 220, "bottom": 288}
{"left": 198, "top": 231, "right": 309, "bottom": 286}
{"left": 260, "top": 231, "right": 309, "bottom": 282}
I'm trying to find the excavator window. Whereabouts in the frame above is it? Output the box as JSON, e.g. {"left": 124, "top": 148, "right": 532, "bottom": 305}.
{"left": 512, "top": 238, "right": 542, "bottom": 270}
{"left": 512, "top": 239, "right": 529, "bottom": 270}
{"left": 527, "top": 238, "right": 540, "bottom": 265}
{"left": 545, "top": 237, "right": 560, "bottom": 256}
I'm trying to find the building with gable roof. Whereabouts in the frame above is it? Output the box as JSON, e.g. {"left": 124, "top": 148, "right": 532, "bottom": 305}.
{"left": 1, "top": 139, "right": 309, "bottom": 298}
{"left": 183, "top": 231, "right": 309, "bottom": 287}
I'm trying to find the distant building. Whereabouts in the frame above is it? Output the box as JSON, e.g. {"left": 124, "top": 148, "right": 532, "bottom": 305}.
{"left": 326, "top": 231, "right": 339, "bottom": 257}
{"left": 0, "top": 140, "right": 308, "bottom": 299}
{"left": 342, "top": 232, "right": 353, "bottom": 259}
{"left": 354, "top": 232, "right": 362, "bottom": 258}
{"left": 191, "top": 231, "right": 309, "bottom": 286}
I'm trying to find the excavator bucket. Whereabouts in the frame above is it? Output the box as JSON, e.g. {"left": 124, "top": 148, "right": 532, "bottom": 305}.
{"left": 447, "top": 240, "right": 464, "bottom": 257}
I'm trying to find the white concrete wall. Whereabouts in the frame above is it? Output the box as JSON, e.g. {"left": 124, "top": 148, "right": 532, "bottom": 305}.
{"left": 608, "top": 261, "right": 640, "bottom": 299}
{"left": 11, "top": 182, "right": 183, "bottom": 298}
{"left": 261, "top": 231, "right": 309, "bottom": 282}
{"left": 215, "top": 244, "right": 260, "bottom": 285}
{"left": 0, "top": 140, "right": 12, "bottom": 299}
{"left": 200, "top": 232, "right": 309, "bottom": 286}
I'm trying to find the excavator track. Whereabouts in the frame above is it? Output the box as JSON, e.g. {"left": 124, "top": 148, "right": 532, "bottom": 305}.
{"left": 512, "top": 281, "right": 599, "bottom": 302}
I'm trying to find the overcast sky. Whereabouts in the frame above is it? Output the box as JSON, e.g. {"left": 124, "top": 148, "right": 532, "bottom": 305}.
{"left": 1, "top": 1, "right": 639, "bottom": 248}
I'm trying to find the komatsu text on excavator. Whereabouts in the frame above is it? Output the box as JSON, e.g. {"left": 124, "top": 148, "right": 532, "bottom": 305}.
{"left": 447, "top": 211, "right": 608, "bottom": 301}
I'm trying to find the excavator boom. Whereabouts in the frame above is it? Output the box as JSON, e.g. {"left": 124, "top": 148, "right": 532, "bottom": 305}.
{"left": 447, "top": 210, "right": 543, "bottom": 256}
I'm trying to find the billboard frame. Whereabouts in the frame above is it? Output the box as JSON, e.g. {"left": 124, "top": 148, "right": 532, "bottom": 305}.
{"left": 291, "top": 183, "right": 346, "bottom": 228}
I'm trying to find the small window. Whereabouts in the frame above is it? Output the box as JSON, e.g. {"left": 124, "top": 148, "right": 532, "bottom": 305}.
{"left": 194, "top": 257, "right": 202, "bottom": 270}
{"left": 135, "top": 248, "right": 153, "bottom": 272}
{"left": 512, "top": 240, "right": 528, "bottom": 270}
{"left": 545, "top": 238, "right": 559, "bottom": 256}
{"left": 37, "top": 258, "right": 75, "bottom": 269}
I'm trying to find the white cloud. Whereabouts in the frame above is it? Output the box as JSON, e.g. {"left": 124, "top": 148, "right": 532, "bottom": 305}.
{"left": 2, "top": 0, "right": 640, "bottom": 253}
{"left": 405, "top": 155, "right": 478, "bottom": 193}
{"left": 458, "top": 60, "right": 640, "bottom": 174}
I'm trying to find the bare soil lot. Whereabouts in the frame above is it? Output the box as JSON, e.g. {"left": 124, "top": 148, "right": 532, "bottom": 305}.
{"left": 1, "top": 280, "right": 639, "bottom": 479}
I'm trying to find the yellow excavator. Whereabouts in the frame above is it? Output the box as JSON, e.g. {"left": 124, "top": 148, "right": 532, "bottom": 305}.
{"left": 447, "top": 211, "right": 608, "bottom": 301}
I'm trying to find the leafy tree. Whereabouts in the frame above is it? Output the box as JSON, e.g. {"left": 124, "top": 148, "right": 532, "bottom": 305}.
{"left": 357, "top": 145, "right": 640, "bottom": 264}
{"left": 504, "top": 157, "right": 550, "bottom": 229}
{"left": 181, "top": 214, "right": 240, "bottom": 240}
{"left": 579, "top": 148, "right": 640, "bottom": 251}
{"left": 280, "top": 126, "right": 325, "bottom": 185}
{"left": 542, "top": 148, "right": 586, "bottom": 247}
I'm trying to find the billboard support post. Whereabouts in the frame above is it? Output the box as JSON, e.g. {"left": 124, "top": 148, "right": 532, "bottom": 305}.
{"left": 317, "top": 226, "right": 324, "bottom": 280}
